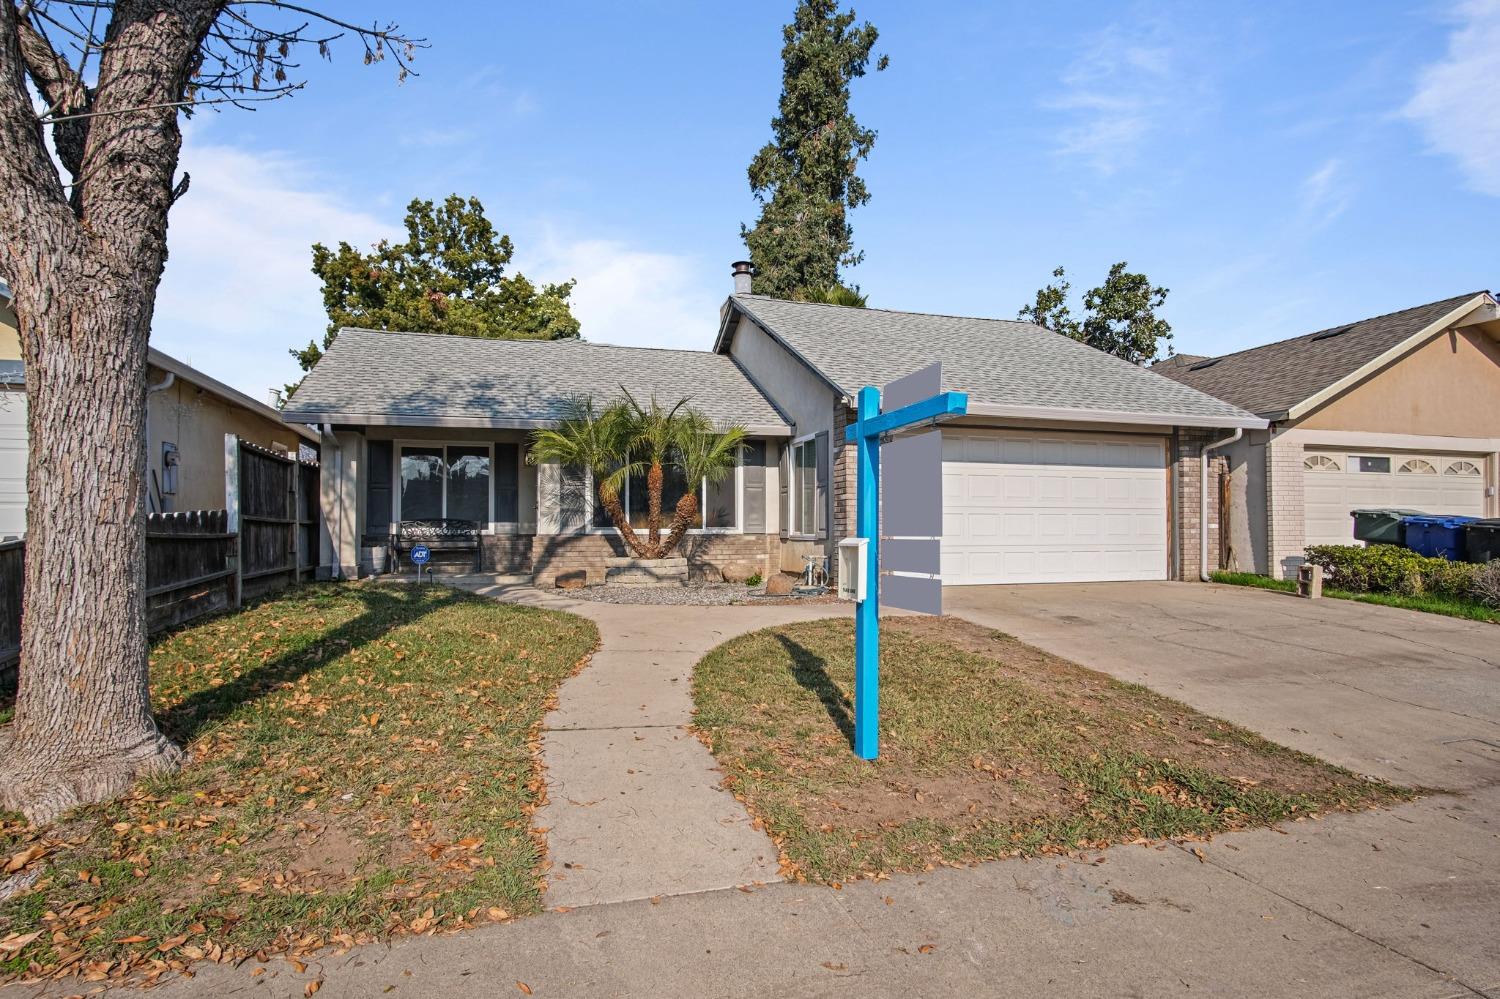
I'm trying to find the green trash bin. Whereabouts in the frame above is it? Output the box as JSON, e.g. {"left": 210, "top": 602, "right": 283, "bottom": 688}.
{"left": 1350, "top": 508, "right": 1427, "bottom": 546}
{"left": 1466, "top": 520, "right": 1500, "bottom": 563}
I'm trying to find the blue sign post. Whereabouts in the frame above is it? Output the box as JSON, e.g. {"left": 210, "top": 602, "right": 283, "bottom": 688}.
{"left": 844, "top": 367, "right": 967, "bottom": 760}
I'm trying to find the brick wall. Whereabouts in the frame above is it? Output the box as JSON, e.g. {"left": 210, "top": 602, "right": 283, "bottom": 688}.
{"left": 830, "top": 403, "right": 857, "bottom": 584}
{"left": 1264, "top": 433, "right": 1306, "bottom": 579}
{"left": 479, "top": 535, "right": 533, "bottom": 574}
{"left": 1171, "top": 429, "right": 1227, "bottom": 581}
{"left": 531, "top": 532, "right": 784, "bottom": 587}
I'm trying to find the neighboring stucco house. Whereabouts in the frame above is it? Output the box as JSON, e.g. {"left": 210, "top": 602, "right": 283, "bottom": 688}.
{"left": 285, "top": 264, "right": 1266, "bottom": 587}
{"left": 0, "top": 282, "right": 318, "bottom": 536}
{"left": 1156, "top": 291, "right": 1500, "bottom": 578}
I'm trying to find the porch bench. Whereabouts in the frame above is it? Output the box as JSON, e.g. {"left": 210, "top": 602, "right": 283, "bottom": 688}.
{"left": 391, "top": 519, "right": 481, "bottom": 572}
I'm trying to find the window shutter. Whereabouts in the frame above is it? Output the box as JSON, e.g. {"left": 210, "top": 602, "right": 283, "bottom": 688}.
{"left": 742, "top": 441, "right": 767, "bottom": 534}
{"left": 778, "top": 442, "right": 790, "bottom": 540}
{"left": 559, "top": 464, "right": 588, "bottom": 533}
{"left": 493, "top": 442, "right": 519, "bottom": 523}
{"left": 366, "top": 440, "right": 392, "bottom": 538}
{"left": 814, "top": 431, "right": 829, "bottom": 539}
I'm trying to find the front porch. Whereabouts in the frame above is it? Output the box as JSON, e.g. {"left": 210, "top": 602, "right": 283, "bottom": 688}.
{"left": 315, "top": 425, "right": 791, "bottom": 587}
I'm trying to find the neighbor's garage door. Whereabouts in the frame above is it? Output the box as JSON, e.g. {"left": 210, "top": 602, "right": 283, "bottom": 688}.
{"left": 940, "top": 430, "right": 1168, "bottom": 585}
{"left": 1303, "top": 450, "right": 1487, "bottom": 546}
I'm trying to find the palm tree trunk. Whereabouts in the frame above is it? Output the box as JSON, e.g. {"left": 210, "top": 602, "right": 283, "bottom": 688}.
{"left": 661, "top": 492, "right": 700, "bottom": 557}
{"left": 646, "top": 460, "right": 664, "bottom": 554}
{"left": 598, "top": 485, "right": 649, "bottom": 558}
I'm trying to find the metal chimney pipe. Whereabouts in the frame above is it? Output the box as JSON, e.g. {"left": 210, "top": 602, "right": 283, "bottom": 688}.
{"left": 731, "top": 260, "right": 754, "bottom": 296}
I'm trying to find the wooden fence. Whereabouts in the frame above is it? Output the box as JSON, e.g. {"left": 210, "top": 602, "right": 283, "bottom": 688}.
{"left": 0, "top": 436, "right": 321, "bottom": 690}
{"left": 228, "top": 438, "right": 319, "bottom": 600}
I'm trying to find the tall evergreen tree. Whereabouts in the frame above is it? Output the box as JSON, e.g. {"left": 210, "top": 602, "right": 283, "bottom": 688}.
{"left": 292, "top": 195, "right": 579, "bottom": 377}
{"left": 741, "top": 0, "right": 887, "bottom": 301}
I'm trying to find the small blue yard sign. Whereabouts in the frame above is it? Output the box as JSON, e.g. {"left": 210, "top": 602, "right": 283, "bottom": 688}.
{"left": 410, "top": 544, "right": 431, "bottom": 566}
{"left": 843, "top": 363, "right": 967, "bottom": 760}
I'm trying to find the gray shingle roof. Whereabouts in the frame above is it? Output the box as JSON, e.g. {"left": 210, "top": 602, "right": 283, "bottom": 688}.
{"left": 1155, "top": 292, "right": 1489, "bottom": 417}
{"left": 724, "top": 296, "right": 1262, "bottom": 428}
{"left": 284, "top": 328, "right": 791, "bottom": 433}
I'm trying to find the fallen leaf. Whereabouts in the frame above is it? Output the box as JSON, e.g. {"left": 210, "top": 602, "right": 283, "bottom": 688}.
{"left": 822, "top": 961, "right": 847, "bottom": 971}
{"left": 0, "top": 930, "right": 43, "bottom": 954}
{"left": 306, "top": 981, "right": 322, "bottom": 997}
{"left": 918, "top": 944, "right": 937, "bottom": 954}
{"left": 4, "top": 845, "right": 46, "bottom": 874}
{"left": 517, "top": 983, "right": 533, "bottom": 995}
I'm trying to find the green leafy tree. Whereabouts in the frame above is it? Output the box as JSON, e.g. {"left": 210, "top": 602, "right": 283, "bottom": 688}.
{"left": 1019, "top": 262, "right": 1173, "bottom": 364}
{"left": 742, "top": 0, "right": 887, "bottom": 300}
{"left": 293, "top": 195, "right": 579, "bottom": 375}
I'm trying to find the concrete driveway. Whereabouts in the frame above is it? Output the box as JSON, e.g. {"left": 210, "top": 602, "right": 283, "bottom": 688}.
{"left": 944, "top": 581, "right": 1500, "bottom": 792}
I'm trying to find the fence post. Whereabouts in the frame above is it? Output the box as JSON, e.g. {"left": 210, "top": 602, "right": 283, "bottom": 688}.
{"left": 224, "top": 433, "right": 242, "bottom": 609}
{"left": 289, "top": 449, "right": 302, "bottom": 582}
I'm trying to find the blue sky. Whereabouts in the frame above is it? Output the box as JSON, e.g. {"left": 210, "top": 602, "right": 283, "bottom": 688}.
{"left": 151, "top": 1, "right": 1500, "bottom": 400}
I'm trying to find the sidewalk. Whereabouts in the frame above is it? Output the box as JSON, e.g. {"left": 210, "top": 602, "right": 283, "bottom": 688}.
{"left": 450, "top": 577, "right": 842, "bottom": 906}
{"left": 48, "top": 784, "right": 1496, "bottom": 998}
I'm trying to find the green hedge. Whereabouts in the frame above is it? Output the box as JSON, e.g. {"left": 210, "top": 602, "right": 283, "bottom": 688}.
{"left": 1304, "top": 545, "right": 1481, "bottom": 600}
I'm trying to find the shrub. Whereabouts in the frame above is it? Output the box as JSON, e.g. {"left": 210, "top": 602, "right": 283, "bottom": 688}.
{"left": 1474, "top": 562, "right": 1500, "bottom": 609}
{"left": 745, "top": 572, "right": 764, "bottom": 588}
{"left": 1304, "top": 544, "right": 1479, "bottom": 600}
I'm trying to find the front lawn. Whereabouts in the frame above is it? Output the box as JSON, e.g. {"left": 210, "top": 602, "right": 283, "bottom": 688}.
{"left": 1211, "top": 571, "right": 1500, "bottom": 624}
{"left": 0, "top": 583, "right": 597, "bottom": 987}
{"left": 694, "top": 617, "right": 1410, "bottom": 885}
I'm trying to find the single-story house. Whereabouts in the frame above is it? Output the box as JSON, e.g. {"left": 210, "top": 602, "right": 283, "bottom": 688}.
{"left": 1155, "top": 291, "right": 1500, "bottom": 578}
{"left": 0, "top": 282, "right": 318, "bottom": 537}
{"left": 285, "top": 263, "right": 1266, "bottom": 586}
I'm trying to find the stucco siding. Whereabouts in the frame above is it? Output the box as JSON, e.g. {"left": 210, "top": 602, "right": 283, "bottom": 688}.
{"left": 1298, "top": 328, "right": 1500, "bottom": 436}
{"left": 726, "top": 315, "right": 835, "bottom": 440}
{"left": 146, "top": 366, "right": 306, "bottom": 511}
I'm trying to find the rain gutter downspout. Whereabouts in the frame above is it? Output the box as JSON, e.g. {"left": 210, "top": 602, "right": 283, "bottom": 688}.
{"left": 147, "top": 371, "right": 175, "bottom": 394}
{"left": 1200, "top": 428, "right": 1243, "bottom": 582}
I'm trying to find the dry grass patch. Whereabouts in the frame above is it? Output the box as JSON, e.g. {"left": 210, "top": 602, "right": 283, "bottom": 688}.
{"left": 693, "top": 616, "right": 1411, "bottom": 884}
{"left": 0, "top": 583, "right": 597, "bottom": 987}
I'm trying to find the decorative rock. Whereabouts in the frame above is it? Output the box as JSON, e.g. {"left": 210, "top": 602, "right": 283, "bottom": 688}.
{"left": 555, "top": 570, "right": 589, "bottom": 590}
{"left": 764, "top": 572, "right": 797, "bottom": 596}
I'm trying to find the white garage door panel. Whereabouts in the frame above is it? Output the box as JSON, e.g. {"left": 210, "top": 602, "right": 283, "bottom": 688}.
{"left": 941, "top": 430, "right": 1168, "bottom": 585}
{"left": 1303, "top": 450, "right": 1487, "bottom": 547}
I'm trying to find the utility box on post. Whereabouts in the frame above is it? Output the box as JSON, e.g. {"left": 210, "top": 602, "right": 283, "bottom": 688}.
{"left": 838, "top": 538, "right": 868, "bottom": 602}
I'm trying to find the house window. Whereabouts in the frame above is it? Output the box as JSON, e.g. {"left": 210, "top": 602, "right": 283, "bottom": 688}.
{"left": 1303, "top": 454, "right": 1340, "bottom": 472}
{"left": 594, "top": 455, "right": 740, "bottom": 532}
{"left": 1351, "top": 456, "right": 1391, "bottom": 474}
{"left": 1397, "top": 459, "right": 1437, "bottom": 475}
{"left": 794, "top": 438, "right": 817, "bottom": 535}
{"left": 1446, "top": 460, "right": 1482, "bottom": 477}
{"left": 399, "top": 444, "right": 492, "bottom": 523}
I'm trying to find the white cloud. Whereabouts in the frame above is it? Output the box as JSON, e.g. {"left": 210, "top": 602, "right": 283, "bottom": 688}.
{"left": 519, "top": 234, "right": 722, "bottom": 352}
{"left": 1299, "top": 157, "right": 1353, "bottom": 227}
{"left": 152, "top": 129, "right": 394, "bottom": 398}
{"left": 152, "top": 130, "right": 725, "bottom": 403}
{"left": 1403, "top": 0, "right": 1500, "bottom": 195}
{"left": 1046, "top": 21, "right": 1180, "bottom": 174}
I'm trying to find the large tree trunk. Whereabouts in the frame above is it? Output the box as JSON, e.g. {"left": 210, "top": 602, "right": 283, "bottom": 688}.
{"left": 645, "top": 459, "right": 664, "bottom": 556}
{"left": 0, "top": 281, "right": 184, "bottom": 821}
{"left": 660, "top": 492, "right": 699, "bottom": 558}
{"left": 597, "top": 485, "right": 649, "bottom": 558}
{"left": 0, "top": 1, "right": 220, "bottom": 823}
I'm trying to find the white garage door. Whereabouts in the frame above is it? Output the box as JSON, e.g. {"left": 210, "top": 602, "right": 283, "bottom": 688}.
{"left": 1303, "top": 450, "right": 1487, "bottom": 546}
{"left": 941, "top": 430, "right": 1168, "bottom": 585}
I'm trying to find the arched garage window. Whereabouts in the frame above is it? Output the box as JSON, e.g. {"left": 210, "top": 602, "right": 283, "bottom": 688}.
{"left": 1445, "top": 460, "right": 1481, "bottom": 477}
{"left": 1304, "top": 454, "right": 1341, "bottom": 472}
{"left": 1397, "top": 459, "right": 1437, "bottom": 475}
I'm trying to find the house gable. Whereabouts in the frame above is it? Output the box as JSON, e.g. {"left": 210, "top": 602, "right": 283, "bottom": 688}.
{"left": 1296, "top": 325, "right": 1500, "bottom": 436}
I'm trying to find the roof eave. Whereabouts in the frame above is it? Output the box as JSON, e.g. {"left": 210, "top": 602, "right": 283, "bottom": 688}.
{"left": 281, "top": 409, "right": 793, "bottom": 437}
{"left": 718, "top": 296, "right": 849, "bottom": 398}
{"left": 147, "top": 348, "right": 318, "bottom": 442}
{"left": 966, "top": 402, "right": 1268, "bottom": 431}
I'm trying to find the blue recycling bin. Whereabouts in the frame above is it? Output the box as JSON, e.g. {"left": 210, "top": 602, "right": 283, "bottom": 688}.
{"left": 1400, "top": 515, "right": 1480, "bottom": 561}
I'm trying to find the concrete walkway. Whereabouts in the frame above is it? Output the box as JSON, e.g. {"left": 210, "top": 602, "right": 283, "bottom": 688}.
{"left": 450, "top": 576, "right": 843, "bottom": 906}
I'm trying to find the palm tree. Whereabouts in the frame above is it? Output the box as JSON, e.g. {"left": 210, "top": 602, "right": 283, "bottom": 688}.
{"left": 661, "top": 410, "right": 747, "bottom": 555}
{"left": 618, "top": 392, "right": 689, "bottom": 551}
{"left": 527, "top": 397, "right": 649, "bottom": 558}
{"left": 796, "top": 283, "right": 868, "bottom": 308}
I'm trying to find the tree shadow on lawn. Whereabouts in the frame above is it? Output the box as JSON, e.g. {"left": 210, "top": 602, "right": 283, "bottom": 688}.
{"left": 156, "top": 584, "right": 468, "bottom": 744}
{"left": 774, "top": 634, "right": 854, "bottom": 746}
